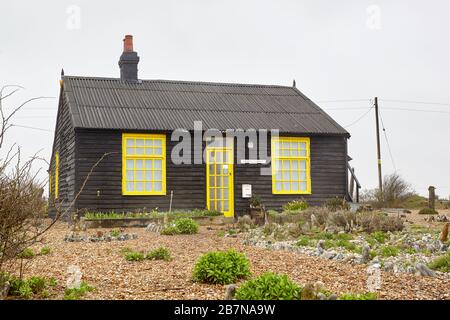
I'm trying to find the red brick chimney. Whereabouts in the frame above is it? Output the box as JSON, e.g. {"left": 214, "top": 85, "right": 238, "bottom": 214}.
{"left": 118, "top": 35, "right": 140, "bottom": 82}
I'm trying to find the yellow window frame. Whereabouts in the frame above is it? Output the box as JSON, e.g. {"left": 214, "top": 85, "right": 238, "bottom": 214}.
{"left": 49, "top": 173, "right": 53, "bottom": 198}
{"left": 271, "top": 136, "right": 311, "bottom": 195}
{"left": 55, "top": 152, "right": 59, "bottom": 199}
{"left": 122, "top": 133, "right": 166, "bottom": 196}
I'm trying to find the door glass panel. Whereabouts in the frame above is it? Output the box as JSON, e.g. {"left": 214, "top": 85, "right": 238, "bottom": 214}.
{"left": 216, "top": 165, "right": 222, "bottom": 174}
{"left": 209, "top": 176, "right": 215, "bottom": 187}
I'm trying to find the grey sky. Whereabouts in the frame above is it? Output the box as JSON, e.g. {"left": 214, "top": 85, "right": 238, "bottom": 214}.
{"left": 1, "top": 0, "right": 450, "bottom": 197}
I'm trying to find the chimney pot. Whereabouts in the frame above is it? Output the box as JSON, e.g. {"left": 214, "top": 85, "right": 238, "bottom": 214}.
{"left": 123, "top": 35, "right": 134, "bottom": 52}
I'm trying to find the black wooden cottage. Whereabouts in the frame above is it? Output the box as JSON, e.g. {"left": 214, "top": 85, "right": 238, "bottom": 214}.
{"left": 48, "top": 35, "right": 357, "bottom": 218}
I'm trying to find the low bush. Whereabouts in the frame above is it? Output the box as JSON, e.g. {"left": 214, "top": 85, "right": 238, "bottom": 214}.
{"left": 328, "top": 211, "right": 356, "bottom": 229}
{"left": 339, "top": 292, "right": 378, "bottom": 300}
{"left": 146, "top": 247, "right": 171, "bottom": 261}
{"left": 368, "top": 231, "right": 389, "bottom": 244}
{"left": 7, "top": 274, "right": 57, "bottom": 299}
{"left": 379, "top": 245, "right": 400, "bottom": 257}
{"left": 193, "top": 250, "right": 251, "bottom": 285}
{"left": 235, "top": 272, "right": 301, "bottom": 300}
{"left": 110, "top": 229, "right": 121, "bottom": 237}
{"left": 418, "top": 208, "right": 438, "bottom": 215}
{"left": 125, "top": 251, "right": 145, "bottom": 261}
{"left": 357, "top": 211, "right": 404, "bottom": 232}
{"left": 18, "top": 248, "right": 35, "bottom": 259}
{"left": 296, "top": 236, "right": 311, "bottom": 247}
{"left": 326, "top": 198, "right": 349, "bottom": 212}
{"left": 161, "top": 218, "right": 199, "bottom": 235}
{"left": 282, "top": 200, "right": 308, "bottom": 212}
{"left": 428, "top": 252, "right": 450, "bottom": 272}
{"left": 40, "top": 246, "right": 51, "bottom": 255}
{"left": 64, "top": 281, "right": 95, "bottom": 300}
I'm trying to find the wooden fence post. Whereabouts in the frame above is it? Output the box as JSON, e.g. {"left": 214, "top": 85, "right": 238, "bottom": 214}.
{"left": 428, "top": 186, "right": 436, "bottom": 210}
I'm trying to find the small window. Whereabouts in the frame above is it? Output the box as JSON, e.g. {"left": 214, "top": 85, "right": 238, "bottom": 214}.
{"left": 55, "top": 152, "right": 59, "bottom": 199}
{"left": 271, "top": 137, "right": 311, "bottom": 194}
{"left": 122, "top": 133, "right": 166, "bottom": 195}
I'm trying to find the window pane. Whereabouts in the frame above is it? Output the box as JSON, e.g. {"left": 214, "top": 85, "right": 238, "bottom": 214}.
{"left": 154, "top": 139, "right": 162, "bottom": 147}
{"left": 154, "top": 147, "right": 162, "bottom": 155}
{"left": 126, "top": 160, "right": 134, "bottom": 169}
{"left": 145, "top": 148, "right": 153, "bottom": 155}
{"left": 126, "top": 170, "right": 134, "bottom": 180}
{"left": 145, "top": 160, "right": 153, "bottom": 170}
{"left": 154, "top": 160, "right": 162, "bottom": 170}
{"left": 154, "top": 170, "right": 162, "bottom": 180}
{"left": 282, "top": 171, "right": 290, "bottom": 180}
{"left": 154, "top": 182, "right": 162, "bottom": 191}
{"left": 136, "top": 148, "right": 144, "bottom": 155}
{"left": 136, "top": 160, "right": 144, "bottom": 169}
{"left": 299, "top": 150, "right": 307, "bottom": 156}
{"left": 135, "top": 182, "right": 144, "bottom": 191}
{"left": 292, "top": 160, "right": 298, "bottom": 170}
{"left": 282, "top": 149, "right": 290, "bottom": 156}
{"left": 299, "top": 142, "right": 306, "bottom": 149}
{"left": 223, "top": 188, "right": 229, "bottom": 199}
{"left": 290, "top": 142, "right": 298, "bottom": 149}
{"left": 145, "top": 182, "right": 152, "bottom": 191}
{"left": 126, "top": 182, "right": 134, "bottom": 191}
{"left": 275, "top": 182, "right": 282, "bottom": 191}
{"left": 145, "top": 139, "right": 153, "bottom": 147}
{"left": 136, "top": 139, "right": 144, "bottom": 147}
{"left": 126, "top": 139, "right": 134, "bottom": 147}
{"left": 283, "top": 182, "right": 290, "bottom": 191}
{"left": 282, "top": 160, "right": 290, "bottom": 170}
{"left": 291, "top": 149, "right": 298, "bottom": 156}
{"left": 126, "top": 147, "right": 135, "bottom": 155}
{"left": 300, "top": 181, "right": 307, "bottom": 191}
{"left": 282, "top": 142, "right": 289, "bottom": 149}
{"left": 300, "top": 160, "right": 306, "bottom": 170}
{"left": 145, "top": 171, "right": 152, "bottom": 180}
{"left": 274, "top": 160, "right": 281, "bottom": 170}
{"left": 275, "top": 171, "right": 282, "bottom": 180}
{"left": 135, "top": 170, "right": 144, "bottom": 180}
{"left": 300, "top": 171, "right": 306, "bottom": 180}
{"left": 292, "top": 171, "right": 299, "bottom": 180}
{"left": 223, "top": 176, "right": 228, "bottom": 186}
{"left": 292, "top": 181, "right": 299, "bottom": 191}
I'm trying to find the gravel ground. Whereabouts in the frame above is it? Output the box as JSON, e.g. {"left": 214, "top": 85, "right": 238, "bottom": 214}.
{"left": 9, "top": 222, "right": 450, "bottom": 300}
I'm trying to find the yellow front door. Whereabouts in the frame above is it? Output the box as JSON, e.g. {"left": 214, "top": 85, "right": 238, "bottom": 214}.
{"left": 206, "top": 147, "right": 234, "bottom": 217}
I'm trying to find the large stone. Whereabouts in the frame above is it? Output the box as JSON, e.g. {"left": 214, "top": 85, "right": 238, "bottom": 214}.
{"left": 361, "top": 245, "right": 371, "bottom": 264}
{"left": 66, "top": 265, "right": 82, "bottom": 289}
{"left": 224, "top": 284, "right": 236, "bottom": 300}
{"left": 415, "top": 263, "right": 436, "bottom": 277}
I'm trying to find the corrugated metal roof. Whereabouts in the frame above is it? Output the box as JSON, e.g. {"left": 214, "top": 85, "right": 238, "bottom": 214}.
{"left": 63, "top": 76, "right": 349, "bottom": 136}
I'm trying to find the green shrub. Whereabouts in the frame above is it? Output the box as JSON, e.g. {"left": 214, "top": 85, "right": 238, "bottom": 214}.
{"left": 64, "top": 281, "right": 95, "bottom": 300}
{"left": 296, "top": 236, "right": 311, "bottom": 247}
{"left": 160, "top": 226, "right": 179, "bottom": 235}
{"left": 110, "top": 229, "right": 121, "bottom": 237}
{"left": 379, "top": 245, "right": 400, "bottom": 257}
{"left": 235, "top": 272, "right": 301, "bottom": 300}
{"left": 418, "top": 208, "right": 438, "bottom": 215}
{"left": 428, "top": 252, "right": 450, "bottom": 272}
{"left": 249, "top": 194, "right": 262, "bottom": 207}
{"left": 326, "top": 198, "right": 349, "bottom": 212}
{"left": 313, "top": 232, "right": 334, "bottom": 240}
{"left": 125, "top": 251, "right": 145, "bottom": 261}
{"left": 282, "top": 200, "right": 308, "bottom": 212}
{"left": 339, "top": 292, "right": 378, "bottom": 300}
{"left": 193, "top": 250, "right": 251, "bottom": 284}
{"left": 368, "top": 231, "right": 389, "bottom": 244}
{"left": 146, "top": 247, "right": 171, "bottom": 261}
{"left": 7, "top": 275, "right": 56, "bottom": 299}
{"left": 174, "top": 218, "right": 198, "bottom": 234}
{"left": 18, "top": 248, "right": 35, "bottom": 259}
{"left": 40, "top": 246, "right": 51, "bottom": 255}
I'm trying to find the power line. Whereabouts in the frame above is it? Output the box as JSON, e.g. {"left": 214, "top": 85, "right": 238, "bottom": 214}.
{"left": 381, "top": 107, "right": 450, "bottom": 114}
{"left": 343, "top": 106, "right": 374, "bottom": 128}
{"left": 11, "top": 124, "right": 53, "bottom": 133}
{"left": 378, "top": 108, "right": 397, "bottom": 172}
{"left": 316, "top": 99, "right": 371, "bottom": 103}
{"left": 380, "top": 99, "right": 450, "bottom": 106}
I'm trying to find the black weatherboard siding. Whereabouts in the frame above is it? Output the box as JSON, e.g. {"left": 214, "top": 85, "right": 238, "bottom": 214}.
{"left": 48, "top": 75, "right": 350, "bottom": 217}
{"left": 71, "top": 129, "right": 347, "bottom": 215}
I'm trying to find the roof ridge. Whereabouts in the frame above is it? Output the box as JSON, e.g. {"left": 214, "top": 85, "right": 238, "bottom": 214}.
{"left": 63, "top": 75, "right": 294, "bottom": 89}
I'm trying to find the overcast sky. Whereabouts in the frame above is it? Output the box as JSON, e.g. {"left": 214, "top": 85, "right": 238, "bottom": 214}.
{"left": 1, "top": 0, "right": 450, "bottom": 197}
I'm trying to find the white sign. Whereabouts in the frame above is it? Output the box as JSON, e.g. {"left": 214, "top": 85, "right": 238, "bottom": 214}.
{"left": 240, "top": 159, "right": 267, "bottom": 164}
{"left": 242, "top": 184, "right": 252, "bottom": 198}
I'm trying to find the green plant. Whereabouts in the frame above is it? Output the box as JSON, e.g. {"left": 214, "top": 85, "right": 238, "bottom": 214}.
{"left": 418, "top": 208, "right": 438, "bottom": 215}
{"left": 249, "top": 194, "right": 262, "bottom": 207}
{"left": 296, "top": 236, "right": 311, "bottom": 247}
{"left": 64, "top": 281, "right": 95, "bottom": 300}
{"left": 7, "top": 275, "right": 56, "bottom": 299}
{"left": 146, "top": 247, "right": 171, "bottom": 261}
{"left": 235, "top": 272, "right": 301, "bottom": 300}
{"left": 125, "top": 251, "right": 145, "bottom": 261}
{"left": 40, "top": 246, "right": 51, "bottom": 255}
{"left": 339, "top": 292, "right": 378, "bottom": 300}
{"left": 282, "top": 200, "right": 308, "bottom": 212}
{"left": 326, "top": 197, "right": 349, "bottom": 212}
{"left": 174, "top": 218, "right": 198, "bottom": 234}
{"left": 110, "top": 229, "right": 121, "bottom": 237}
{"left": 428, "top": 252, "right": 450, "bottom": 272}
{"left": 18, "top": 248, "right": 35, "bottom": 259}
{"left": 379, "top": 245, "right": 400, "bottom": 257}
{"left": 193, "top": 250, "right": 251, "bottom": 285}
{"left": 368, "top": 231, "right": 389, "bottom": 244}
{"left": 160, "top": 226, "right": 179, "bottom": 235}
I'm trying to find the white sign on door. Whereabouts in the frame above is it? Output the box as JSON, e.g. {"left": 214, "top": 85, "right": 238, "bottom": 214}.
{"left": 242, "top": 184, "right": 252, "bottom": 198}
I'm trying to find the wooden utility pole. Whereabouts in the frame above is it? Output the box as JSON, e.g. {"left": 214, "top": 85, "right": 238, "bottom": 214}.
{"left": 374, "top": 97, "right": 383, "bottom": 193}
